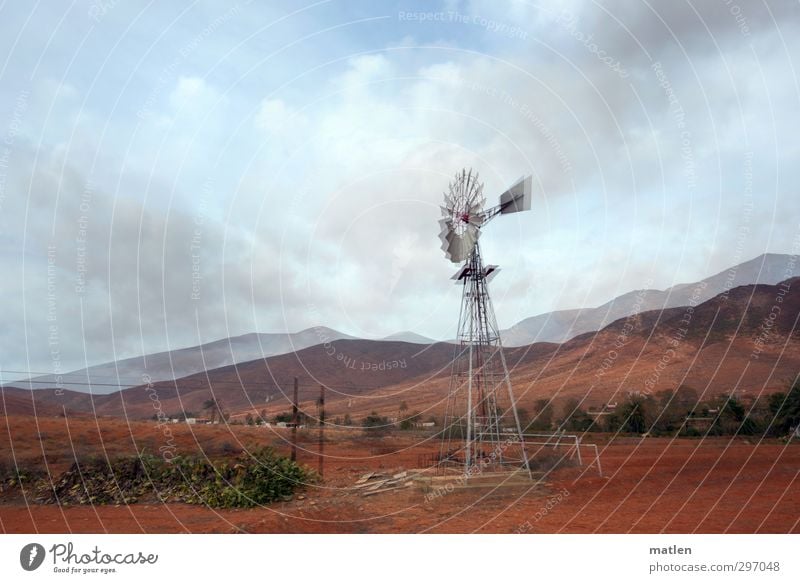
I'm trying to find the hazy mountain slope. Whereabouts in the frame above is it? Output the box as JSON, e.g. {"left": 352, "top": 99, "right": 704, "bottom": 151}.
{"left": 498, "top": 276, "right": 800, "bottom": 409}
{"left": 13, "top": 278, "right": 797, "bottom": 421}
{"left": 381, "top": 331, "right": 436, "bottom": 344}
{"left": 254, "top": 277, "right": 799, "bottom": 418}
{"left": 12, "top": 327, "right": 356, "bottom": 394}
{"left": 501, "top": 253, "right": 800, "bottom": 346}
{"left": 13, "top": 254, "right": 794, "bottom": 395}
{"left": 360, "top": 279, "right": 798, "bottom": 418}
{"left": 13, "top": 340, "right": 458, "bottom": 419}
{"left": 0, "top": 387, "right": 75, "bottom": 417}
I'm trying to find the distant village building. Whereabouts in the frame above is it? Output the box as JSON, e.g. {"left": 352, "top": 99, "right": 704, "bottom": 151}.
{"left": 275, "top": 421, "right": 305, "bottom": 429}
{"left": 588, "top": 402, "right": 617, "bottom": 419}
{"left": 685, "top": 414, "right": 715, "bottom": 431}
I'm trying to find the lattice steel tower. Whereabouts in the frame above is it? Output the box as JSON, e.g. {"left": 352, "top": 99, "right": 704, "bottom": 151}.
{"left": 437, "top": 169, "right": 533, "bottom": 476}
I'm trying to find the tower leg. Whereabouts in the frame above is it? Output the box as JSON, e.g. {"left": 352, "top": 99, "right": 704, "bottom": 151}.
{"left": 438, "top": 241, "right": 531, "bottom": 478}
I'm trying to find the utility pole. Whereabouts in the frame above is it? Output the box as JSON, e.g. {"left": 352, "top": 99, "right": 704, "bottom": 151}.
{"left": 291, "top": 377, "right": 298, "bottom": 462}
{"left": 318, "top": 384, "right": 325, "bottom": 477}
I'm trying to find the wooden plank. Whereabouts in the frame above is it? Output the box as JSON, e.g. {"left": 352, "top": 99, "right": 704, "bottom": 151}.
{"left": 355, "top": 472, "right": 374, "bottom": 485}
{"left": 362, "top": 485, "right": 406, "bottom": 497}
{"left": 352, "top": 480, "right": 384, "bottom": 490}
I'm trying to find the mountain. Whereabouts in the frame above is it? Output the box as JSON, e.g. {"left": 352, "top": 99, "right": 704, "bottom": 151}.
{"left": 0, "top": 389, "right": 73, "bottom": 417}
{"left": 3, "top": 340, "right": 460, "bottom": 419}
{"left": 7, "top": 253, "right": 797, "bottom": 400}
{"left": 356, "top": 277, "right": 800, "bottom": 415}
{"left": 501, "top": 253, "right": 800, "bottom": 346}
{"left": 380, "top": 331, "right": 436, "bottom": 344}
{"left": 7, "top": 277, "right": 798, "bottom": 420}
{"left": 12, "top": 327, "right": 356, "bottom": 394}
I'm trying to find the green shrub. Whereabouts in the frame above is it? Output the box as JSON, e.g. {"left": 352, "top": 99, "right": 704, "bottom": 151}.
{"left": 36, "top": 448, "right": 315, "bottom": 508}
{"left": 361, "top": 411, "right": 390, "bottom": 436}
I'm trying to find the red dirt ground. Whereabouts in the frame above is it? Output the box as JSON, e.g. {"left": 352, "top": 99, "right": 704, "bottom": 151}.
{"left": 0, "top": 416, "right": 798, "bottom": 533}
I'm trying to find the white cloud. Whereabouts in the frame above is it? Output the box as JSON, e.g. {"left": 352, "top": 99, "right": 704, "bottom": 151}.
{"left": 253, "top": 97, "right": 308, "bottom": 141}
{"left": 1, "top": 0, "right": 799, "bottom": 373}
{"left": 254, "top": 98, "right": 289, "bottom": 131}
{"left": 169, "top": 76, "right": 209, "bottom": 108}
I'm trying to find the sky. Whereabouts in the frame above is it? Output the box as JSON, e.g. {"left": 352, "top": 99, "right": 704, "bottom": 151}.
{"left": 1, "top": 0, "right": 799, "bottom": 376}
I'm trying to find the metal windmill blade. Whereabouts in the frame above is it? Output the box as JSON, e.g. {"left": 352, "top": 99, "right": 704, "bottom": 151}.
{"left": 440, "top": 220, "right": 480, "bottom": 263}
{"left": 439, "top": 169, "right": 486, "bottom": 263}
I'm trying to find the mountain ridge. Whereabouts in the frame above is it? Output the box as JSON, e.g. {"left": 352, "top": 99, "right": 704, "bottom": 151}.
{"left": 7, "top": 253, "right": 797, "bottom": 395}
{"left": 500, "top": 252, "right": 800, "bottom": 346}
{"left": 4, "top": 276, "right": 797, "bottom": 419}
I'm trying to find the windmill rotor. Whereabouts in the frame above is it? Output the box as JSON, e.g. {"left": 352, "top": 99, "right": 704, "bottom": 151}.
{"left": 438, "top": 168, "right": 486, "bottom": 263}
{"left": 439, "top": 170, "right": 532, "bottom": 264}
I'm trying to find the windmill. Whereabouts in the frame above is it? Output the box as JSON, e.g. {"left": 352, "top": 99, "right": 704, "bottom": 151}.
{"left": 438, "top": 168, "right": 533, "bottom": 477}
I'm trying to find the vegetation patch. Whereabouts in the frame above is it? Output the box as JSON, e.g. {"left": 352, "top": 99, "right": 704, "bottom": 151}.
{"left": 552, "top": 377, "right": 800, "bottom": 438}
{"left": 3, "top": 448, "right": 315, "bottom": 508}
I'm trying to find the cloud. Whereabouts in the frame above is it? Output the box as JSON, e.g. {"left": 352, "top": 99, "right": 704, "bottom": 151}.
{"left": 170, "top": 77, "right": 207, "bottom": 107}
{"left": 255, "top": 98, "right": 291, "bottom": 132}
{"left": 1, "top": 0, "right": 799, "bottom": 375}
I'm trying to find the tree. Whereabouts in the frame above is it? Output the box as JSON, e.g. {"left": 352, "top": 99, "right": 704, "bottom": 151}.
{"left": 711, "top": 393, "right": 757, "bottom": 435}
{"left": 399, "top": 410, "right": 422, "bottom": 430}
{"left": 558, "top": 398, "right": 594, "bottom": 432}
{"left": 362, "top": 411, "right": 388, "bottom": 427}
{"left": 170, "top": 411, "right": 195, "bottom": 421}
{"left": 397, "top": 401, "right": 410, "bottom": 428}
{"left": 343, "top": 413, "right": 353, "bottom": 426}
{"left": 603, "top": 409, "right": 623, "bottom": 433}
{"left": 362, "top": 411, "right": 390, "bottom": 436}
{"left": 202, "top": 398, "right": 220, "bottom": 423}
{"left": 653, "top": 386, "right": 698, "bottom": 435}
{"left": 768, "top": 378, "right": 800, "bottom": 436}
{"left": 528, "top": 398, "right": 553, "bottom": 431}
{"left": 273, "top": 411, "right": 293, "bottom": 423}
{"left": 617, "top": 393, "right": 656, "bottom": 434}
{"left": 246, "top": 413, "right": 255, "bottom": 426}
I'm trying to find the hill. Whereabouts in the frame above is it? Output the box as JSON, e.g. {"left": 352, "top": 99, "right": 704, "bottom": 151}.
{"left": 8, "top": 278, "right": 797, "bottom": 421}
{"left": 10, "top": 253, "right": 795, "bottom": 396}
{"left": 11, "top": 327, "right": 356, "bottom": 394}
{"left": 501, "top": 252, "right": 800, "bottom": 345}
